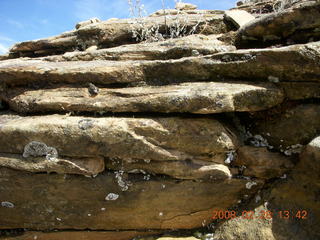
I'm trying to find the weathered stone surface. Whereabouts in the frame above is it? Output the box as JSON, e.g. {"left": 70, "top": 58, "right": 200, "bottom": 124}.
{"left": 9, "top": 14, "right": 227, "bottom": 57}
{"left": 9, "top": 30, "right": 77, "bottom": 57}
{"left": 2, "top": 82, "right": 284, "bottom": 114}
{"left": 1, "top": 230, "right": 159, "bottom": 240}
{"left": 236, "top": 1, "right": 320, "bottom": 48}
{"left": 213, "top": 205, "right": 275, "bottom": 240}
{"left": 0, "top": 153, "right": 104, "bottom": 176}
{"left": 175, "top": 2, "right": 198, "bottom": 11}
{"left": 252, "top": 104, "right": 320, "bottom": 150}
{"left": 235, "top": 146, "right": 294, "bottom": 178}
{"left": 258, "top": 136, "right": 320, "bottom": 240}
{"left": 224, "top": 10, "right": 256, "bottom": 29}
{"left": 217, "top": 136, "right": 320, "bottom": 240}
{"left": 213, "top": 135, "right": 320, "bottom": 240}
{"left": 279, "top": 82, "right": 320, "bottom": 100}
{"left": 1, "top": 42, "right": 319, "bottom": 88}
{"left": 0, "top": 167, "right": 260, "bottom": 230}
{"left": 43, "top": 34, "right": 236, "bottom": 62}
{"left": 0, "top": 113, "right": 238, "bottom": 162}
{"left": 107, "top": 160, "right": 231, "bottom": 180}
{"left": 0, "top": 58, "right": 146, "bottom": 87}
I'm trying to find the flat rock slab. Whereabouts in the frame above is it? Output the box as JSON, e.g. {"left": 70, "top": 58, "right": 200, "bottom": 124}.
{"left": 107, "top": 160, "right": 231, "bottom": 180}
{"left": 236, "top": 1, "right": 320, "bottom": 48}
{"left": 1, "top": 42, "right": 319, "bottom": 87}
{"left": 224, "top": 10, "right": 255, "bottom": 29}
{"left": 44, "top": 34, "right": 236, "bottom": 62}
{"left": 0, "top": 113, "right": 238, "bottom": 162}
{"left": 3, "top": 82, "right": 284, "bottom": 114}
{"left": 9, "top": 14, "right": 227, "bottom": 57}
{"left": 0, "top": 58, "right": 146, "bottom": 87}
{"left": 0, "top": 167, "right": 260, "bottom": 230}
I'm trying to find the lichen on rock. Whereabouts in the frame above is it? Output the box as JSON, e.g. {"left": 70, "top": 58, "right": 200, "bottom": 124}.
{"left": 23, "top": 141, "right": 58, "bottom": 161}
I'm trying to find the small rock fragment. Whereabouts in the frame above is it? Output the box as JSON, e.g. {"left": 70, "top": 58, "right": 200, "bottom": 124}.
{"left": 85, "top": 45, "right": 98, "bottom": 52}
{"left": 191, "top": 49, "right": 200, "bottom": 56}
{"left": 224, "top": 10, "right": 255, "bottom": 29}
{"left": 175, "top": 2, "right": 197, "bottom": 11}
{"left": 88, "top": 83, "right": 99, "bottom": 96}
{"left": 105, "top": 193, "right": 119, "bottom": 201}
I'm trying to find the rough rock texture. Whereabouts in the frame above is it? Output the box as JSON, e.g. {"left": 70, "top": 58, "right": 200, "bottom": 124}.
{"left": 235, "top": 146, "right": 294, "bottom": 178}
{"left": 9, "top": 14, "right": 227, "bottom": 57}
{"left": 42, "top": 34, "right": 236, "bottom": 61}
{"left": 251, "top": 104, "right": 320, "bottom": 150}
{"left": 1, "top": 1, "right": 320, "bottom": 239}
{"left": 236, "top": 1, "right": 320, "bottom": 48}
{"left": 212, "top": 205, "right": 276, "bottom": 240}
{"left": 0, "top": 114, "right": 238, "bottom": 161}
{"left": 213, "top": 136, "right": 320, "bottom": 240}
{"left": 2, "top": 82, "right": 284, "bottom": 114}
{"left": 1, "top": 41, "right": 319, "bottom": 88}
{"left": 0, "top": 167, "right": 261, "bottom": 230}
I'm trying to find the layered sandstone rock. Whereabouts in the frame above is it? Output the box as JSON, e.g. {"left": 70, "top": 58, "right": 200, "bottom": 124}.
{"left": 0, "top": 1, "right": 319, "bottom": 240}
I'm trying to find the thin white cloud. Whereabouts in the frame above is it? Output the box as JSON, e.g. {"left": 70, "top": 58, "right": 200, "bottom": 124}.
{"left": 0, "top": 43, "right": 8, "bottom": 54}
{"left": 0, "top": 35, "right": 16, "bottom": 54}
{"left": 7, "top": 19, "right": 24, "bottom": 29}
{"left": 0, "top": 35, "right": 14, "bottom": 42}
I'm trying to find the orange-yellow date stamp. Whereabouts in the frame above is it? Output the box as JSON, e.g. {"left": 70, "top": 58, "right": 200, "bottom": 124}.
{"left": 212, "top": 210, "right": 308, "bottom": 220}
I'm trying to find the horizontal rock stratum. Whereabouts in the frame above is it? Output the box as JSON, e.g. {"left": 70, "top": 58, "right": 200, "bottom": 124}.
{"left": 0, "top": 1, "right": 319, "bottom": 239}
{"left": 2, "top": 82, "right": 284, "bottom": 114}
{"left": 1, "top": 41, "right": 319, "bottom": 88}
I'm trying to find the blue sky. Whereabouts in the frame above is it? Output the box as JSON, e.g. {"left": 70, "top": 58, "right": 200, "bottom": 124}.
{"left": 0, "top": 0, "right": 236, "bottom": 54}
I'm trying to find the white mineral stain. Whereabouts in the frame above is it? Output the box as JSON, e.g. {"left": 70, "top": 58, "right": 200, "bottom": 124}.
{"left": 1, "top": 201, "right": 14, "bottom": 208}
{"left": 246, "top": 181, "right": 257, "bottom": 189}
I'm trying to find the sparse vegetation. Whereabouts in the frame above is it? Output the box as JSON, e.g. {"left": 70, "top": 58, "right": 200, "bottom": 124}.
{"left": 127, "top": 0, "right": 205, "bottom": 42}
